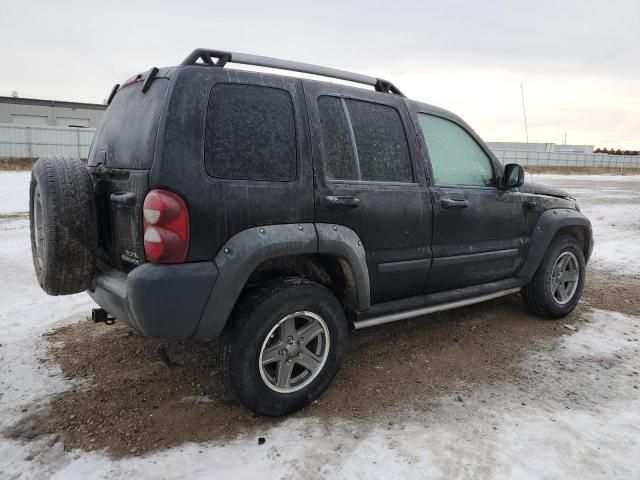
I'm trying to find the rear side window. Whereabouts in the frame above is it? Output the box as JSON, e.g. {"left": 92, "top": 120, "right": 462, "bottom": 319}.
{"left": 317, "top": 96, "right": 413, "bottom": 183}
{"left": 205, "top": 84, "right": 296, "bottom": 181}
{"left": 417, "top": 113, "right": 494, "bottom": 187}
{"left": 318, "top": 96, "right": 357, "bottom": 180}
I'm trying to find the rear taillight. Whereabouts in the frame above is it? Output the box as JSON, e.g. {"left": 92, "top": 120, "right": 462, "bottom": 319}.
{"left": 143, "top": 189, "right": 190, "bottom": 263}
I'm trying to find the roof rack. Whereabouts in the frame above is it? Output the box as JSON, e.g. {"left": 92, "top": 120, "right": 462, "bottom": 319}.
{"left": 180, "top": 49, "right": 405, "bottom": 97}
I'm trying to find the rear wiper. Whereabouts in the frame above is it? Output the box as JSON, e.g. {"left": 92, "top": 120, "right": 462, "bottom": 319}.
{"left": 106, "top": 83, "right": 120, "bottom": 105}
{"left": 106, "top": 66, "right": 159, "bottom": 105}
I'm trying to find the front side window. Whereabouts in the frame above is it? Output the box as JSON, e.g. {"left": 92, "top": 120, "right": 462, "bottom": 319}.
{"left": 205, "top": 84, "right": 296, "bottom": 181}
{"left": 417, "top": 113, "right": 494, "bottom": 187}
{"left": 318, "top": 96, "right": 414, "bottom": 183}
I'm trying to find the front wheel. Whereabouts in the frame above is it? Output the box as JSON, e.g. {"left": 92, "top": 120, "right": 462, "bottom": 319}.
{"left": 219, "top": 278, "right": 348, "bottom": 416}
{"left": 523, "top": 235, "right": 586, "bottom": 319}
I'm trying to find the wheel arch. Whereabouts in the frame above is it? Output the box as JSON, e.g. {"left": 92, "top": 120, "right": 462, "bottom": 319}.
{"left": 555, "top": 224, "right": 591, "bottom": 260}
{"left": 518, "top": 209, "right": 593, "bottom": 280}
{"left": 193, "top": 223, "right": 370, "bottom": 339}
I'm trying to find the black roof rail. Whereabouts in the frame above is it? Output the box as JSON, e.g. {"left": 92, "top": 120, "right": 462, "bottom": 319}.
{"left": 180, "top": 49, "right": 405, "bottom": 97}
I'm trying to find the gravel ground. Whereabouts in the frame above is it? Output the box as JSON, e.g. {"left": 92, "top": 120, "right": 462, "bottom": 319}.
{"left": 1, "top": 173, "right": 640, "bottom": 479}
{"left": 8, "top": 269, "right": 637, "bottom": 458}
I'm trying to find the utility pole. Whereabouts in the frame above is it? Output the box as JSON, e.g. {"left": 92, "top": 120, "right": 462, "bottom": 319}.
{"left": 520, "top": 83, "right": 529, "bottom": 145}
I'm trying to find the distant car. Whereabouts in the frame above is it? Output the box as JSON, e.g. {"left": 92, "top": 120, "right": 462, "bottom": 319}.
{"left": 29, "top": 49, "right": 593, "bottom": 416}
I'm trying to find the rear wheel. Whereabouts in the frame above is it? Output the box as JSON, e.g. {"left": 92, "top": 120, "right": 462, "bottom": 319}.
{"left": 523, "top": 235, "right": 586, "bottom": 319}
{"left": 219, "top": 278, "right": 348, "bottom": 416}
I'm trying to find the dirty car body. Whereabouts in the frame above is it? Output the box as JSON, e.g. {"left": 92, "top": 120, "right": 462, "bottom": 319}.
{"left": 30, "top": 49, "right": 593, "bottom": 415}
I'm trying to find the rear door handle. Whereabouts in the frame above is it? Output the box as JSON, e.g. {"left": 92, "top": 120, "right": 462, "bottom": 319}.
{"left": 441, "top": 198, "right": 469, "bottom": 209}
{"left": 324, "top": 195, "right": 361, "bottom": 208}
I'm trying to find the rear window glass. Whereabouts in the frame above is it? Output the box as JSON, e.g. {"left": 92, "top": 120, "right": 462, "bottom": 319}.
{"left": 88, "top": 79, "right": 169, "bottom": 169}
{"left": 205, "top": 84, "right": 296, "bottom": 181}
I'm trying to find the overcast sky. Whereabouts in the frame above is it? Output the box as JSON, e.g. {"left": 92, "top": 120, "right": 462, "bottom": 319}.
{"left": 2, "top": 0, "right": 638, "bottom": 149}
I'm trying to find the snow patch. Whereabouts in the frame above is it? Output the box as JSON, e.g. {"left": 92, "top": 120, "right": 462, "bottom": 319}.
{"left": 0, "top": 171, "right": 30, "bottom": 215}
{"left": 532, "top": 174, "right": 640, "bottom": 276}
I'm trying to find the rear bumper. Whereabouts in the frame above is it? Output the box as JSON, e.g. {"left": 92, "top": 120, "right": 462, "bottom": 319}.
{"left": 88, "top": 262, "right": 218, "bottom": 339}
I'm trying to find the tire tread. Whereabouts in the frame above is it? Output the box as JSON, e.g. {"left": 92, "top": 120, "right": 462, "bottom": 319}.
{"left": 219, "top": 278, "right": 347, "bottom": 416}
{"left": 29, "top": 156, "right": 98, "bottom": 295}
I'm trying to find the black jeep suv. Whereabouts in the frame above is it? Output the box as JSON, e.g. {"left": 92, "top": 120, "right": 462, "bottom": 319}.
{"left": 29, "top": 49, "right": 593, "bottom": 416}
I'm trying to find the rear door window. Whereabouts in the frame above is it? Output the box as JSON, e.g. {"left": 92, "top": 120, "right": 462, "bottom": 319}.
{"left": 205, "top": 84, "right": 296, "bottom": 181}
{"left": 317, "top": 96, "right": 357, "bottom": 180}
{"left": 317, "top": 96, "right": 414, "bottom": 183}
{"left": 417, "top": 113, "right": 494, "bottom": 187}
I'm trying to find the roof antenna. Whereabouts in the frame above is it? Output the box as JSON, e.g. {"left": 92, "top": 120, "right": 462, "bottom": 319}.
{"left": 521, "top": 82, "right": 535, "bottom": 201}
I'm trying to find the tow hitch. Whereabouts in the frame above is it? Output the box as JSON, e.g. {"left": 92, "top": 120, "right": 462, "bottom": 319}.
{"left": 92, "top": 308, "right": 115, "bottom": 325}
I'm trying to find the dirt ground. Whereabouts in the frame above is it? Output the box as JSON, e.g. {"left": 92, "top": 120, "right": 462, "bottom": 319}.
{"left": 8, "top": 268, "right": 638, "bottom": 458}
{"left": 0, "top": 159, "right": 36, "bottom": 171}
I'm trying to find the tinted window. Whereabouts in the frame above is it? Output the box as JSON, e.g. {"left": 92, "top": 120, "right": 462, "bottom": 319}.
{"left": 317, "top": 96, "right": 414, "bottom": 183}
{"left": 417, "top": 113, "right": 494, "bottom": 187}
{"left": 318, "top": 96, "right": 357, "bottom": 180}
{"left": 205, "top": 84, "right": 296, "bottom": 181}
{"left": 346, "top": 99, "right": 413, "bottom": 183}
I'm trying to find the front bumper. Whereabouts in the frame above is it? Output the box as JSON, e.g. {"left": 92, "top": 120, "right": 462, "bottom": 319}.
{"left": 88, "top": 261, "right": 218, "bottom": 339}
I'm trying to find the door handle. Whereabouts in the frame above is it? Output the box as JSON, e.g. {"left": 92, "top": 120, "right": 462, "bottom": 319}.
{"left": 441, "top": 198, "right": 469, "bottom": 209}
{"left": 324, "top": 195, "right": 361, "bottom": 208}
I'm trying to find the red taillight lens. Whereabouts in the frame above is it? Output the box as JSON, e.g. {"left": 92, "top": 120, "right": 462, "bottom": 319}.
{"left": 143, "top": 189, "right": 189, "bottom": 263}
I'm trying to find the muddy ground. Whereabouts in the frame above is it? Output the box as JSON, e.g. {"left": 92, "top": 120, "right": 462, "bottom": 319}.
{"left": 8, "top": 269, "right": 638, "bottom": 458}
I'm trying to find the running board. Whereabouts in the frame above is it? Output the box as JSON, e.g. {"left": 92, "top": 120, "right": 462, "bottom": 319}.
{"left": 352, "top": 287, "right": 521, "bottom": 330}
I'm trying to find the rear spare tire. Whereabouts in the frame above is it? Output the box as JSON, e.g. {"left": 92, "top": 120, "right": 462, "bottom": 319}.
{"left": 29, "top": 156, "right": 98, "bottom": 295}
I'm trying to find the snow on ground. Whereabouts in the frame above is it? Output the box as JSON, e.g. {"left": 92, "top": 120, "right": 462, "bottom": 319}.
{"left": 0, "top": 217, "right": 94, "bottom": 427}
{"left": 532, "top": 174, "right": 640, "bottom": 276}
{"left": 0, "top": 171, "right": 30, "bottom": 215}
{"left": 1, "top": 172, "right": 640, "bottom": 479}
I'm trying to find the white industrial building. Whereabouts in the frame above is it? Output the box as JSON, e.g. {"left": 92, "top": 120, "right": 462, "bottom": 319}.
{"left": 487, "top": 142, "right": 594, "bottom": 154}
{"left": 0, "top": 95, "right": 637, "bottom": 169}
{"left": 0, "top": 95, "right": 106, "bottom": 128}
{"left": 0, "top": 95, "right": 106, "bottom": 160}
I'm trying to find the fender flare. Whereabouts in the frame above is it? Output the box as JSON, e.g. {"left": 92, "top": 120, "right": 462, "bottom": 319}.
{"left": 518, "top": 208, "right": 593, "bottom": 280}
{"left": 193, "top": 223, "right": 370, "bottom": 339}
{"left": 315, "top": 223, "right": 371, "bottom": 312}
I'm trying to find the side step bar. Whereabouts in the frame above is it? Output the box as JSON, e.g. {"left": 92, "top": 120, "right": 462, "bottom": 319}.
{"left": 353, "top": 287, "right": 521, "bottom": 330}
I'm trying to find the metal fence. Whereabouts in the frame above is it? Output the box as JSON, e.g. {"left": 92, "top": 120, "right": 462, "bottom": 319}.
{"left": 0, "top": 123, "right": 95, "bottom": 160}
{"left": 1, "top": 122, "right": 638, "bottom": 170}
{"left": 492, "top": 149, "right": 640, "bottom": 169}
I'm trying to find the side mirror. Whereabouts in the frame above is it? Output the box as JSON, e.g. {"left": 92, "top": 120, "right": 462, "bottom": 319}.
{"left": 503, "top": 163, "right": 525, "bottom": 189}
